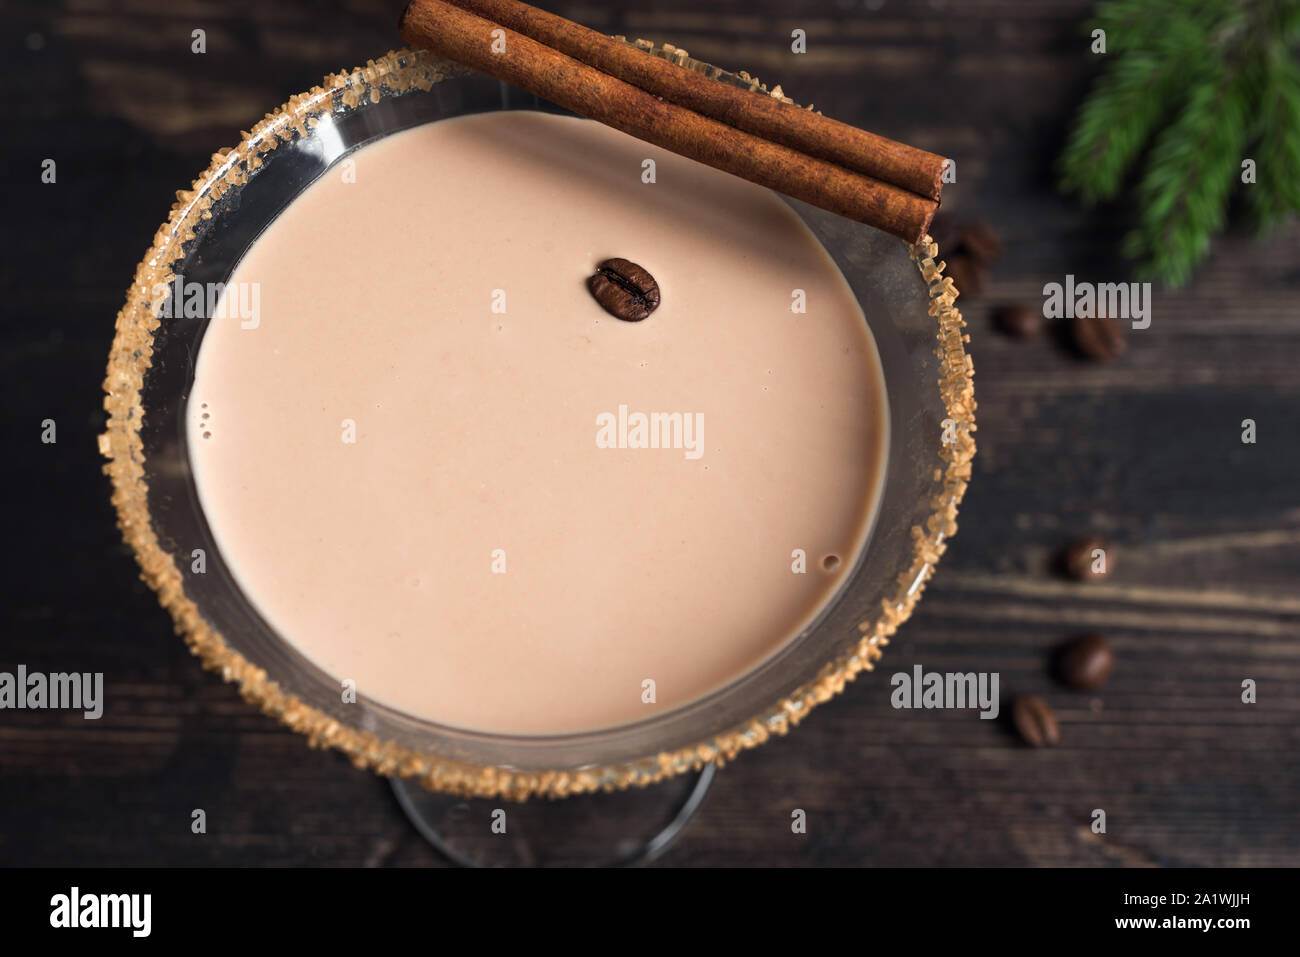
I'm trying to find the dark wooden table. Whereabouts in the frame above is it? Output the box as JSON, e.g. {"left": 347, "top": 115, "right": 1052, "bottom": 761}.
{"left": 2, "top": 0, "right": 1297, "bottom": 867}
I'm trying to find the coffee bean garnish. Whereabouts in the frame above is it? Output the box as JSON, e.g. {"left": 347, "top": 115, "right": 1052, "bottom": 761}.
{"left": 1057, "top": 634, "right": 1114, "bottom": 691}
{"left": 1063, "top": 535, "right": 1111, "bottom": 582}
{"left": 995, "top": 303, "right": 1043, "bottom": 339}
{"left": 1012, "top": 694, "right": 1060, "bottom": 748}
{"left": 588, "top": 258, "right": 660, "bottom": 322}
{"left": 928, "top": 213, "right": 961, "bottom": 253}
{"left": 931, "top": 217, "right": 1001, "bottom": 303}
{"left": 944, "top": 253, "right": 986, "bottom": 299}
{"left": 1072, "top": 313, "right": 1127, "bottom": 361}
{"left": 958, "top": 220, "right": 1004, "bottom": 265}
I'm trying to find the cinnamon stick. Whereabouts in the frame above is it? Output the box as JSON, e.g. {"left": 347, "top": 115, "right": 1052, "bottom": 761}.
{"left": 399, "top": 0, "right": 938, "bottom": 243}
{"left": 441, "top": 0, "right": 947, "bottom": 201}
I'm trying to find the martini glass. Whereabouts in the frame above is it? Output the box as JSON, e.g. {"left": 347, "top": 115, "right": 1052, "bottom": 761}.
{"left": 102, "top": 47, "right": 975, "bottom": 866}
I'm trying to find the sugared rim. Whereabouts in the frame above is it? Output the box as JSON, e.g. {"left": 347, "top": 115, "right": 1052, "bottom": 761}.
{"left": 100, "top": 47, "right": 976, "bottom": 800}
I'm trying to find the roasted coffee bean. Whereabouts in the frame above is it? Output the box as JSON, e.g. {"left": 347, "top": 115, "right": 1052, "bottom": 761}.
{"left": 944, "top": 253, "right": 986, "bottom": 299}
{"left": 1058, "top": 634, "right": 1114, "bottom": 691}
{"left": 959, "top": 220, "right": 1004, "bottom": 265}
{"left": 1072, "top": 313, "right": 1127, "bottom": 360}
{"left": 995, "top": 303, "right": 1043, "bottom": 339}
{"left": 928, "top": 213, "right": 961, "bottom": 253}
{"left": 1063, "top": 536, "right": 1111, "bottom": 581}
{"left": 588, "top": 258, "right": 660, "bottom": 321}
{"left": 1012, "top": 694, "right": 1060, "bottom": 747}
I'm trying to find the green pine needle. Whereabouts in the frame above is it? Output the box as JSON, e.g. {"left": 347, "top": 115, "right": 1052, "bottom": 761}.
{"left": 1059, "top": 0, "right": 1300, "bottom": 287}
{"left": 1250, "top": 36, "right": 1300, "bottom": 231}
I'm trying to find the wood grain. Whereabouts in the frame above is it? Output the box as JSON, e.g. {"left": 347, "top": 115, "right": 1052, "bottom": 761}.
{"left": 1, "top": 0, "right": 1296, "bottom": 867}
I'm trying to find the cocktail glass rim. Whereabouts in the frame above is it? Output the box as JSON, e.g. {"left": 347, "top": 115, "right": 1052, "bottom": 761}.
{"left": 100, "top": 46, "right": 976, "bottom": 800}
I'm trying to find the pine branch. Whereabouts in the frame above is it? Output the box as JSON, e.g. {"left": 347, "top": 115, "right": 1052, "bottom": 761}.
{"left": 1122, "top": 60, "right": 1252, "bottom": 286}
{"left": 1058, "top": 2, "right": 1233, "bottom": 205}
{"left": 1057, "top": 0, "right": 1300, "bottom": 287}
{"left": 1059, "top": 53, "right": 1195, "bottom": 205}
{"left": 1249, "top": 34, "right": 1300, "bottom": 231}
